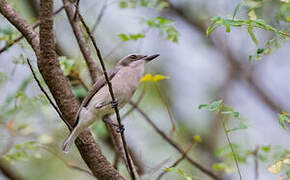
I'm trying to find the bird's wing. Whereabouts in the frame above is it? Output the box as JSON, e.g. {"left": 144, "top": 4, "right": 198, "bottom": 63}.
{"left": 72, "top": 68, "right": 120, "bottom": 128}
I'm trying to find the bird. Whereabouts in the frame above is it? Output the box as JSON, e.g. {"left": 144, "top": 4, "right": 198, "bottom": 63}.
{"left": 62, "top": 53, "right": 159, "bottom": 153}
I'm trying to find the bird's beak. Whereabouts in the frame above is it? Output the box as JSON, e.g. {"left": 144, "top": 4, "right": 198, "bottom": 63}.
{"left": 143, "top": 54, "right": 160, "bottom": 62}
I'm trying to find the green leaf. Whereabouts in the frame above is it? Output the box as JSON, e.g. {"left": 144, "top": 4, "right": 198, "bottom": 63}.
{"left": 59, "top": 56, "right": 75, "bottom": 76}
{"left": 226, "top": 122, "right": 248, "bottom": 133}
{"left": 144, "top": 17, "right": 179, "bottom": 43}
{"left": 232, "top": 2, "right": 243, "bottom": 20}
{"left": 118, "top": 33, "right": 130, "bottom": 42}
{"left": 215, "top": 144, "right": 239, "bottom": 157}
{"left": 198, "top": 104, "right": 208, "bottom": 109}
{"left": 119, "top": 33, "right": 145, "bottom": 42}
{"left": 177, "top": 168, "right": 185, "bottom": 176}
{"left": 128, "top": 33, "right": 145, "bottom": 40}
{"left": 119, "top": 1, "right": 127, "bottom": 8}
{"left": 257, "top": 48, "right": 264, "bottom": 54}
{"left": 3, "top": 141, "right": 40, "bottom": 162}
{"left": 164, "top": 166, "right": 173, "bottom": 172}
{"left": 199, "top": 99, "right": 223, "bottom": 112}
{"left": 248, "top": 25, "right": 258, "bottom": 46}
{"left": 221, "top": 108, "right": 240, "bottom": 118}
{"left": 261, "top": 145, "right": 271, "bottom": 153}
{"left": 157, "top": 1, "right": 169, "bottom": 11}
{"left": 278, "top": 113, "right": 290, "bottom": 129}
{"left": 213, "top": 163, "right": 227, "bottom": 171}
{"left": 140, "top": 0, "right": 148, "bottom": 7}
{"left": 206, "top": 18, "right": 218, "bottom": 37}
{"left": 224, "top": 21, "right": 231, "bottom": 32}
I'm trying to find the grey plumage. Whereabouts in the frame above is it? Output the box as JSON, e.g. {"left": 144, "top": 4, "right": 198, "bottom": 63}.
{"left": 62, "top": 54, "right": 159, "bottom": 153}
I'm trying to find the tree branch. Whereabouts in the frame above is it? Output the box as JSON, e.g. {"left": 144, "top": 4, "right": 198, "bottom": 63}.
{"left": 130, "top": 102, "right": 221, "bottom": 180}
{"left": 62, "top": 0, "right": 100, "bottom": 82}
{"left": 92, "top": 0, "right": 108, "bottom": 33}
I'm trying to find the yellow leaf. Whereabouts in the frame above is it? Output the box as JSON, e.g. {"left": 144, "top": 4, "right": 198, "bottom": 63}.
{"left": 140, "top": 73, "right": 169, "bottom": 83}
{"left": 268, "top": 161, "right": 283, "bottom": 174}
{"left": 282, "top": 111, "right": 290, "bottom": 116}
{"left": 193, "top": 135, "right": 202, "bottom": 143}
{"left": 153, "top": 74, "right": 169, "bottom": 82}
{"left": 140, "top": 73, "right": 153, "bottom": 82}
{"left": 248, "top": 9, "right": 257, "bottom": 20}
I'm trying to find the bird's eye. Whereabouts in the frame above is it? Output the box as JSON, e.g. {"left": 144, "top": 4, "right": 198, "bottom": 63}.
{"left": 130, "top": 55, "right": 137, "bottom": 59}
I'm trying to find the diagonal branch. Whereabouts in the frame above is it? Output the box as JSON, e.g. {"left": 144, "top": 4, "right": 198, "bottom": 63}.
{"left": 62, "top": 0, "right": 100, "bottom": 82}
{"left": 92, "top": 0, "right": 108, "bottom": 33}
{"left": 130, "top": 102, "right": 221, "bottom": 180}
{"left": 26, "top": 58, "right": 69, "bottom": 128}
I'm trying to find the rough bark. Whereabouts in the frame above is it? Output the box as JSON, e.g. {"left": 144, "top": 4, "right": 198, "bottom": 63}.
{"left": 38, "top": 0, "right": 124, "bottom": 179}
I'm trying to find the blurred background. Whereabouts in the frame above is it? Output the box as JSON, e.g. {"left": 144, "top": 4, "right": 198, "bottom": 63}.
{"left": 0, "top": 0, "right": 289, "bottom": 179}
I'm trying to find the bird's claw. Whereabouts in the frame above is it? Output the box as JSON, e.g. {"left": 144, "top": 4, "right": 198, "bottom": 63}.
{"left": 116, "top": 124, "right": 125, "bottom": 133}
{"left": 111, "top": 99, "right": 119, "bottom": 109}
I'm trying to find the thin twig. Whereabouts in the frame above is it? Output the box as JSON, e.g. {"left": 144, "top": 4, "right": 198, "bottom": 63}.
{"left": 62, "top": 0, "right": 100, "bottom": 82}
{"left": 154, "top": 84, "right": 176, "bottom": 136}
{"left": 73, "top": 0, "right": 80, "bottom": 21}
{"left": 130, "top": 102, "right": 221, "bottom": 180}
{"left": 26, "top": 58, "right": 71, "bottom": 130}
{"left": 157, "top": 140, "right": 197, "bottom": 179}
{"left": 0, "top": 4, "right": 67, "bottom": 54}
{"left": 217, "top": 108, "right": 242, "bottom": 180}
{"left": 76, "top": 10, "right": 138, "bottom": 180}
{"left": 92, "top": 0, "right": 108, "bottom": 33}
{"left": 253, "top": 146, "right": 259, "bottom": 180}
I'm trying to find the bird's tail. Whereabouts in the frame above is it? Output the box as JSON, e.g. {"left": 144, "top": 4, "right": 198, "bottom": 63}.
{"left": 62, "top": 126, "right": 80, "bottom": 154}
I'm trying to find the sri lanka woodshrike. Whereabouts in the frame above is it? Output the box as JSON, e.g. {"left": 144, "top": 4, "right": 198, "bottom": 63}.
{"left": 62, "top": 54, "right": 159, "bottom": 153}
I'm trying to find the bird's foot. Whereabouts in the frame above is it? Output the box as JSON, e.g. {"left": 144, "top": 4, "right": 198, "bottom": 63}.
{"left": 116, "top": 124, "right": 125, "bottom": 133}
{"left": 111, "top": 99, "right": 118, "bottom": 109}
{"left": 96, "top": 99, "right": 118, "bottom": 109}
{"left": 103, "top": 117, "right": 125, "bottom": 133}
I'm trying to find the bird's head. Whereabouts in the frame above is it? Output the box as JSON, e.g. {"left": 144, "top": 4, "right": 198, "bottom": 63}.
{"left": 117, "top": 53, "right": 159, "bottom": 67}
